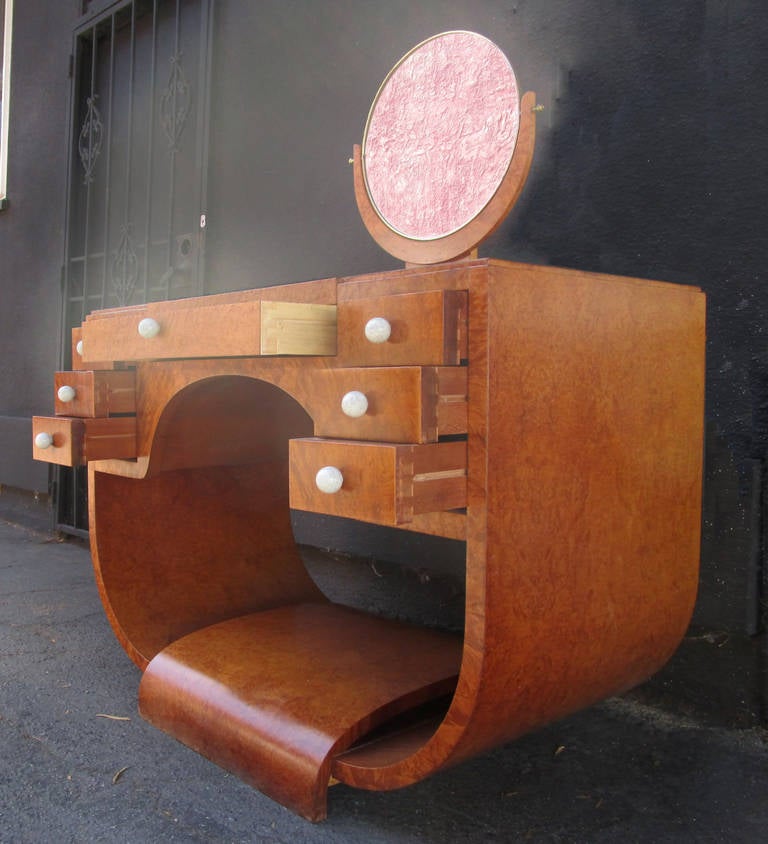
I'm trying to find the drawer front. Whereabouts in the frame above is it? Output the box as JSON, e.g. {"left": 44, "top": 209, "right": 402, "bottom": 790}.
{"left": 55, "top": 370, "right": 136, "bottom": 417}
{"left": 71, "top": 327, "right": 114, "bottom": 371}
{"left": 289, "top": 438, "right": 466, "bottom": 526}
{"left": 33, "top": 416, "right": 137, "bottom": 466}
{"left": 310, "top": 367, "right": 467, "bottom": 443}
{"left": 336, "top": 289, "right": 467, "bottom": 366}
{"left": 80, "top": 301, "right": 336, "bottom": 363}
{"left": 81, "top": 302, "right": 261, "bottom": 363}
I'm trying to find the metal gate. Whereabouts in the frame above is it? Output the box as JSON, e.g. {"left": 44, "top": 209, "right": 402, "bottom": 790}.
{"left": 57, "top": 0, "right": 213, "bottom": 535}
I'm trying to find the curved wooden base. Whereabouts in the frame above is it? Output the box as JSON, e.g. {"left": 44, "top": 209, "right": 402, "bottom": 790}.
{"left": 139, "top": 603, "right": 461, "bottom": 821}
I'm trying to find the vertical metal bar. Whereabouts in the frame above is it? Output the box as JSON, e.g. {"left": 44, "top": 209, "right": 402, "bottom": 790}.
{"left": 123, "top": 2, "right": 136, "bottom": 228}
{"left": 60, "top": 35, "right": 81, "bottom": 370}
{"left": 164, "top": 0, "right": 182, "bottom": 298}
{"left": 56, "top": 26, "right": 81, "bottom": 534}
{"left": 142, "top": 0, "right": 159, "bottom": 303}
{"left": 72, "top": 26, "right": 99, "bottom": 533}
{"left": 100, "top": 16, "right": 116, "bottom": 308}
{"left": 194, "top": 0, "right": 213, "bottom": 296}
{"left": 79, "top": 26, "right": 98, "bottom": 324}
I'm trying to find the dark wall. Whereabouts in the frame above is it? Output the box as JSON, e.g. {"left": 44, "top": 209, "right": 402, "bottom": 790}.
{"left": 0, "top": 0, "right": 75, "bottom": 491}
{"left": 1, "top": 0, "right": 766, "bottom": 721}
{"left": 208, "top": 0, "right": 767, "bottom": 611}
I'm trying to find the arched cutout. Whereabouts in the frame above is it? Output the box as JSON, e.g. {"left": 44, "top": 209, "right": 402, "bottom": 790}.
{"left": 89, "top": 376, "right": 322, "bottom": 669}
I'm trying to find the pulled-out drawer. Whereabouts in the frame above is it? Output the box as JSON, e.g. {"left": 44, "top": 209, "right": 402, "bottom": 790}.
{"left": 54, "top": 370, "right": 136, "bottom": 417}
{"left": 79, "top": 300, "right": 337, "bottom": 363}
{"left": 289, "top": 437, "right": 466, "bottom": 526}
{"left": 336, "top": 289, "right": 467, "bottom": 366}
{"left": 32, "top": 416, "right": 137, "bottom": 466}
{"left": 310, "top": 366, "right": 467, "bottom": 443}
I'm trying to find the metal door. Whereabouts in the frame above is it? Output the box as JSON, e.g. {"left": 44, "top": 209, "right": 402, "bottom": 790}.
{"left": 57, "top": 0, "right": 213, "bottom": 535}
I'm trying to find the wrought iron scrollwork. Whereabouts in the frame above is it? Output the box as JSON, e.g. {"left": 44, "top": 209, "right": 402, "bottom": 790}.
{"left": 78, "top": 95, "right": 104, "bottom": 184}
{"left": 160, "top": 52, "right": 192, "bottom": 151}
{"left": 111, "top": 224, "right": 139, "bottom": 305}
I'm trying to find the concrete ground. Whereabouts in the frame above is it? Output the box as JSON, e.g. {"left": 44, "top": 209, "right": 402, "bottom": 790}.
{"left": 2, "top": 506, "right": 768, "bottom": 843}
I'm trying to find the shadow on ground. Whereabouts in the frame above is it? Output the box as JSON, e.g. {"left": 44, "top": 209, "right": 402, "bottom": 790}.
{"left": 1, "top": 517, "right": 767, "bottom": 843}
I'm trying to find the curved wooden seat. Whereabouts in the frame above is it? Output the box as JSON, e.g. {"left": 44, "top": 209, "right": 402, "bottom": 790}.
{"left": 138, "top": 603, "right": 461, "bottom": 821}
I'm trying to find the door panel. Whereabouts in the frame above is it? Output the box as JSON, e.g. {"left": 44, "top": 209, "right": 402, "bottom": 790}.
{"left": 58, "top": 0, "right": 212, "bottom": 534}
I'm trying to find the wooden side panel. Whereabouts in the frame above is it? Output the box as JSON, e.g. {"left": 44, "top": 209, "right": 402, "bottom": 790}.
{"left": 333, "top": 263, "right": 706, "bottom": 791}
{"left": 435, "top": 367, "right": 468, "bottom": 435}
{"left": 89, "top": 462, "right": 324, "bottom": 670}
{"left": 443, "top": 290, "right": 469, "bottom": 363}
{"left": 397, "top": 441, "right": 467, "bottom": 522}
{"left": 460, "top": 264, "right": 706, "bottom": 747}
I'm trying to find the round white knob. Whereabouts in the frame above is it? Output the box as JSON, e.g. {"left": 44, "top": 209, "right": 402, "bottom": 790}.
{"left": 341, "top": 390, "right": 368, "bottom": 418}
{"left": 57, "top": 385, "right": 76, "bottom": 403}
{"left": 76, "top": 339, "right": 84, "bottom": 357}
{"left": 35, "top": 432, "right": 54, "bottom": 450}
{"left": 364, "top": 317, "right": 391, "bottom": 344}
{"left": 138, "top": 317, "right": 161, "bottom": 339}
{"left": 315, "top": 466, "right": 343, "bottom": 494}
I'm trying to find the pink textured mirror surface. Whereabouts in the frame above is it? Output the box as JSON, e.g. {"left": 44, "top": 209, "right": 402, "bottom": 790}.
{"left": 363, "top": 31, "right": 520, "bottom": 241}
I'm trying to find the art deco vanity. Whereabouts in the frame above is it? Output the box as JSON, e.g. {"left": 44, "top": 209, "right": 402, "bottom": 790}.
{"left": 33, "top": 33, "right": 705, "bottom": 821}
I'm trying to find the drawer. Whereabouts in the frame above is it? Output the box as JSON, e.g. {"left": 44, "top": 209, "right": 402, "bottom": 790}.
{"left": 310, "top": 367, "right": 467, "bottom": 443}
{"left": 289, "top": 438, "right": 466, "bottom": 526}
{"left": 337, "top": 289, "right": 467, "bottom": 366}
{"left": 32, "top": 416, "right": 137, "bottom": 466}
{"left": 80, "top": 300, "right": 336, "bottom": 363}
{"left": 54, "top": 370, "right": 136, "bottom": 417}
{"left": 71, "top": 327, "right": 114, "bottom": 371}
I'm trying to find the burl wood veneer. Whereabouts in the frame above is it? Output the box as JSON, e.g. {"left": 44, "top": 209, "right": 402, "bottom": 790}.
{"left": 34, "top": 258, "right": 705, "bottom": 819}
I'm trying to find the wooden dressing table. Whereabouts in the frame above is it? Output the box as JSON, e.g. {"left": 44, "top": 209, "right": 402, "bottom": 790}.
{"left": 33, "top": 32, "right": 705, "bottom": 821}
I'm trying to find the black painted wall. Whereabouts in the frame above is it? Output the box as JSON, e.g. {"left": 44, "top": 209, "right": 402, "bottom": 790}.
{"left": 207, "top": 0, "right": 768, "bottom": 626}
{"left": 1, "top": 0, "right": 766, "bottom": 722}
{"left": 0, "top": 0, "right": 72, "bottom": 492}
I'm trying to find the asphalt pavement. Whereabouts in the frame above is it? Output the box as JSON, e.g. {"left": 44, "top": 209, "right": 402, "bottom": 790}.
{"left": 1, "top": 505, "right": 768, "bottom": 843}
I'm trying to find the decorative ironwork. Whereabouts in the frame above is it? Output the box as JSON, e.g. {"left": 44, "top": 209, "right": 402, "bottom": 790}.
{"left": 78, "top": 95, "right": 104, "bottom": 184}
{"left": 61, "top": 0, "right": 213, "bottom": 536}
{"left": 160, "top": 52, "right": 192, "bottom": 151}
{"left": 110, "top": 224, "right": 139, "bottom": 305}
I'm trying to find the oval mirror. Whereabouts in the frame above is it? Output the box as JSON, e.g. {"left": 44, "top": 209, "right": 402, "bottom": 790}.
{"left": 363, "top": 31, "right": 521, "bottom": 242}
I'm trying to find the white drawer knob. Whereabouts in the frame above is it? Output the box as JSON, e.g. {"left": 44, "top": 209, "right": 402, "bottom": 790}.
{"left": 35, "top": 432, "right": 54, "bottom": 450}
{"left": 138, "top": 317, "right": 161, "bottom": 338}
{"left": 364, "top": 316, "right": 391, "bottom": 344}
{"left": 57, "top": 385, "right": 76, "bottom": 403}
{"left": 76, "top": 339, "right": 84, "bottom": 357}
{"left": 315, "top": 466, "right": 343, "bottom": 494}
{"left": 341, "top": 390, "right": 368, "bottom": 418}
